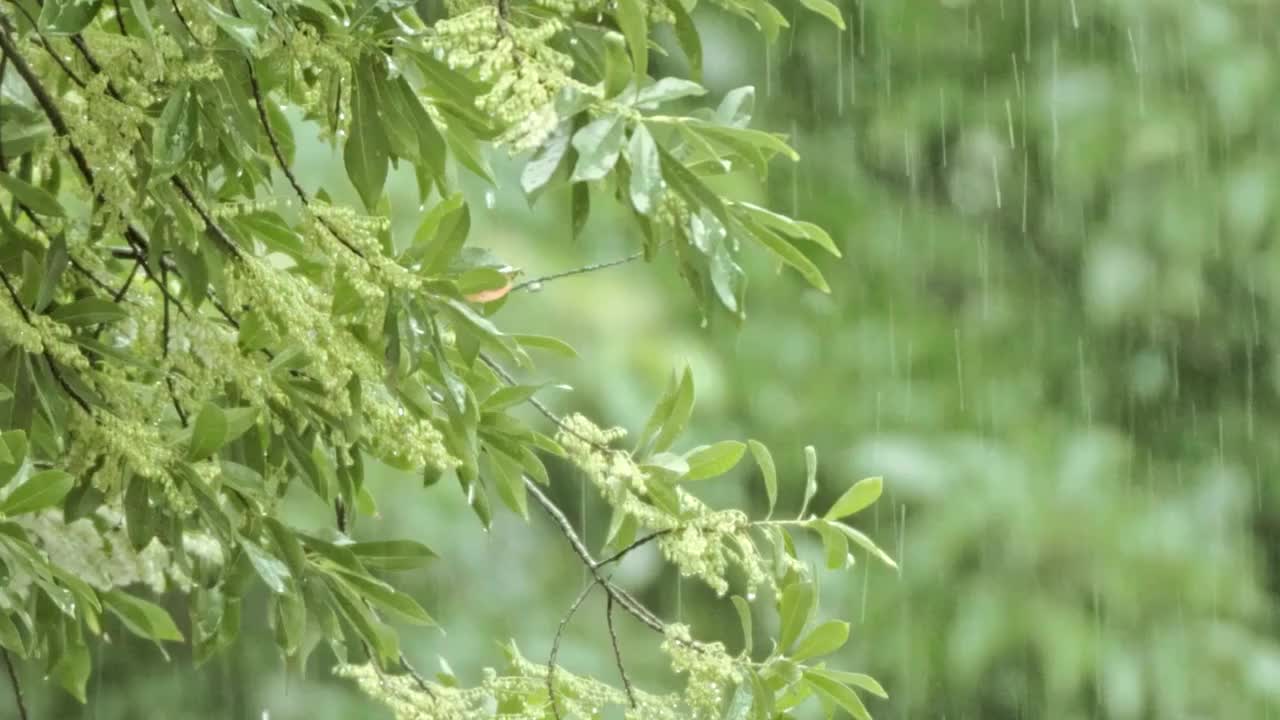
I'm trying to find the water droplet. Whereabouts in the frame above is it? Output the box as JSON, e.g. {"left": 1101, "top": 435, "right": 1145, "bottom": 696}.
{"left": 484, "top": 189, "right": 496, "bottom": 209}
{"left": 569, "top": 37, "right": 579, "bottom": 46}
{"left": 433, "top": 47, "right": 445, "bottom": 61}
{"left": 342, "top": 17, "right": 350, "bottom": 27}
{"left": 745, "top": 592, "right": 756, "bottom": 601}
{"left": 526, "top": 281, "right": 544, "bottom": 292}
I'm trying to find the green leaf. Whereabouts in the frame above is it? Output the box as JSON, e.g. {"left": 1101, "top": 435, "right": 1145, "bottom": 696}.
{"left": 748, "top": 440, "right": 777, "bottom": 518}
{"left": 128, "top": 0, "right": 155, "bottom": 38}
{"left": 0, "top": 612, "right": 24, "bottom": 655}
{"left": 834, "top": 522, "right": 898, "bottom": 571}
{"left": 825, "top": 477, "right": 882, "bottom": 521}
{"left": 205, "top": 2, "right": 259, "bottom": 51}
{"left": 349, "top": 540, "right": 438, "bottom": 571}
{"left": 521, "top": 122, "right": 572, "bottom": 198}
{"left": 731, "top": 594, "right": 753, "bottom": 656}
{"left": 39, "top": 0, "right": 101, "bottom": 35}
{"left": 740, "top": 221, "right": 830, "bottom": 293}
{"left": 634, "top": 77, "right": 707, "bottom": 107}
{"left": 807, "top": 669, "right": 888, "bottom": 699}
{"left": 241, "top": 538, "right": 291, "bottom": 594}
{"left": 616, "top": 0, "right": 648, "bottom": 79}
{"left": 683, "top": 441, "right": 746, "bottom": 481}
{"left": 777, "top": 581, "right": 814, "bottom": 654}
{"left": 0, "top": 171, "right": 64, "bottom": 217}
{"left": 804, "top": 669, "right": 874, "bottom": 720}
{"left": 153, "top": 86, "right": 197, "bottom": 172}
{"left": 628, "top": 123, "right": 662, "bottom": 215}
{"left": 716, "top": 86, "right": 755, "bottom": 128}
{"left": 571, "top": 116, "right": 626, "bottom": 183}
{"left": 0, "top": 470, "right": 74, "bottom": 516}
{"left": 665, "top": 0, "right": 702, "bottom": 81}
{"left": 796, "top": 0, "right": 846, "bottom": 29}
{"left": 406, "top": 193, "right": 468, "bottom": 272}
{"left": 798, "top": 445, "right": 818, "bottom": 519}
{"left": 331, "top": 568, "right": 436, "bottom": 626}
{"left": 791, "top": 620, "right": 849, "bottom": 661}
{"left": 52, "top": 635, "right": 91, "bottom": 702}
{"left": 189, "top": 402, "right": 228, "bottom": 461}
{"left": 104, "top": 590, "right": 185, "bottom": 642}
{"left": 345, "top": 58, "right": 390, "bottom": 212}
{"left": 650, "top": 366, "right": 695, "bottom": 455}
{"left": 48, "top": 298, "right": 128, "bottom": 326}
{"left": 733, "top": 201, "right": 840, "bottom": 256}
{"left": 482, "top": 384, "right": 545, "bottom": 412}
{"left": 602, "top": 31, "right": 632, "bottom": 98}
{"left": 811, "top": 519, "right": 849, "bottom": 570}
{"left": 513, "top": 334, "right": 578, "bottom": 358}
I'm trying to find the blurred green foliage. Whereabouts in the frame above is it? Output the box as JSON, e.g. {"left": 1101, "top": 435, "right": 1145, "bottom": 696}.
{"left": 17, "top": 1, "right": 1280, "bottom": 718}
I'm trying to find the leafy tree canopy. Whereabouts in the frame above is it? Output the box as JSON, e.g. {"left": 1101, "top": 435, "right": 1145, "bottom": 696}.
{"left": 0, "top": 0, "right": 894, "bottom": 717}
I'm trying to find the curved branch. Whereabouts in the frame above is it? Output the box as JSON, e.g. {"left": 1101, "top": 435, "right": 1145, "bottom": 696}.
{"left": 546, "top": 579, "right": 598, "bottom": 720}
{"left": 2, "top": 650, "right": 27, "bottom": 720}
{"left": 245, "top": 62, "right": 365, "bottom": 259}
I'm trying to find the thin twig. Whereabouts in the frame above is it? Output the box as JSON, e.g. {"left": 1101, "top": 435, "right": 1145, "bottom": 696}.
{"left": 1, "top": 266, "right": 92, "bottom": 412}
{"left": 0, "top": 19, "right": 185, "bottom": 317}
{"left": 114, "top": 260, "right": 141, "bottom": 302}
{"left": 594, "top": 531, "right": 671, "bottom": 570}
{"left": 0, "top": 15, "right": 96, "bottom": 185}
{"left": 397, "top": 653, "right": 437, "bottom": 700}
{"left": 2, "top": 650, "right": 28, "bottom": 720}
{"left": 161, "top": 265, "right": 189, "bottom": 426}
{"left": 605, "top": 593, "right": 637, "bottom": 708}
{"left": 246, "top": 62, "right": 365, "bottom": 259}
{"left": 547, "top": 579, "right": 598, "bottom": 720}
{"left": 511, "top": 250, "right": 647, "bottom": 292}
{"left": 169, "top": 0, "right": 198, "bottom": 40}
{"left": 6, "top": 2, "right": 86, "bottom": 86}
{"left": 525, "top": 479, "right": 665, "bottom": 634}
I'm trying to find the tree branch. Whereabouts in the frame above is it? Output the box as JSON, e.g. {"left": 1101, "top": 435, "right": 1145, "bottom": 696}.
{"left": 511, "top": 249, "right": 647, "bottom": 292}
{"left": 605, "top": 593, "right": 637, "bottom": 708}
{"left": 547, "top": 579, "right": 598, "bottom": 720}
{"left": 245, "top": 62, "right": 365, "bottom": 260}
{"left": 594, "top": 530, "right": 671, "bottom": 570}
{"left": 1, "top": 650, "right": 28, "bottom": 720}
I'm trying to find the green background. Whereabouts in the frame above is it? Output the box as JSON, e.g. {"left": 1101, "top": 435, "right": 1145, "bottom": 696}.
{"left": 17, "top": 1, "right": 1280, "bottom": 718}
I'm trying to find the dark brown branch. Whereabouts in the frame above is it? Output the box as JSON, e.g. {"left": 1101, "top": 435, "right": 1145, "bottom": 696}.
{"left": 161, "top": 265, "right": 188, "bottom": 426}
{"left": 7, "top": 1, "right": 86, "bottom": 87}
{"left": 605, "top": 593, "right": 637, "bottom": 708}
{"left": 594, "top": 531, "right": 671, "bottom": 570}
{"left": 0, "top": 265, "right": 91, "bottom": 412}
{"left": 0, "top": 17, "right": 187, "bottom": 317}
{"left": 525, "top": 479, "right": 665, "bottom": 634}
{"left": 171, "top": 177, "right": 243, "bottom": 260}
{"left": 245, "top": 63, "right": 365, "bottom": 259}
{"left": 169, "top": 0, "right": 198, "bottom": 41}
{"left": 0, "top": 268, "right": 32, "bottom": 325}
{"left": 511, "top": 249, "right": 647, "bottom": 292}
{"left": 547, "top": 579, "right": 598, "bottom": 720}
{"left": 0, "top": 15, "right": 96, "bottom": 185}
{"left": 2, "top": 650, "right": 28, "bottom": 720}
{"left": 114, "top": 260, "right": 141, "bottom": 302}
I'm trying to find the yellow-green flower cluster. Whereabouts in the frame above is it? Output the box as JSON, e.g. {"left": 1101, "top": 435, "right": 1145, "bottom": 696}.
{"left": 17, "top": 508, "right": 173, "bottom": 594}
{"left": 335, "top": 663, "right": 484, "bottom": 720}
{"left": 364, "top": 393, "right": 459, "bottom": 473}
{"left": 558, "top": 414, "right": 773, "bottom": 596}
{"left": 428, "top": 8, "right": 573, "bottom": 151}
{"left": 662, "top": 623, "right": 744, "bottom": 718}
